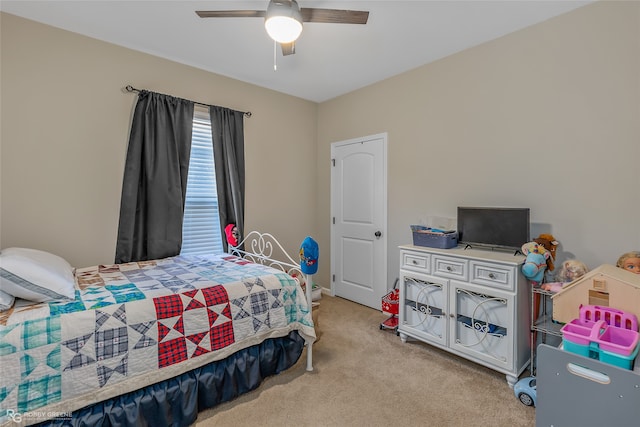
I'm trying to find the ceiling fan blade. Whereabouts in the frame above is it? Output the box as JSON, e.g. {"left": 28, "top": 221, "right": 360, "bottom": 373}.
{"left": 281, "top": 42, "right": 296, "bottom": 56}
{"left": 300, "top": 8, "right": 369, "bottom": 24}
{"left": 196, "top": 10, "right": 266, "bottom": 18}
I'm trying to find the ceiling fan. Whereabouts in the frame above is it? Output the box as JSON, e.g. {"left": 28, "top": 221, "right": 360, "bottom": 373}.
{"left": 196, "top": 1, "right": 369, "bottom": 56}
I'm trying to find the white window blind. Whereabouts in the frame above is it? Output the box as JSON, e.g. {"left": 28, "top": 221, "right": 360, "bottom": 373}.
{"left": 181, "top": 110, "right": 224, "bottom": 255}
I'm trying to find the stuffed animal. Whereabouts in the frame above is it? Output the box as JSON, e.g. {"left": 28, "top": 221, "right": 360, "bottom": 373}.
{"left": 541, "top": 259, "right": 589, "bottom": 292}
{"left": 521, "top": 241, "right": 550, "bottom": 285}
{"left": 533, "top": 233, "right": 559, "bottom": 271}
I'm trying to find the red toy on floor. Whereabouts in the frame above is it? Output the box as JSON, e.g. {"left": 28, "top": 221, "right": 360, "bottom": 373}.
{"left": 380, "top": 279, "right": 399, "bottom": 332}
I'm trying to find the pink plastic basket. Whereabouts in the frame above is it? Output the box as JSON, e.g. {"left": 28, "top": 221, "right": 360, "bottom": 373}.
{"left": 562, "top": 319, "right": 640, "bottom": 357}
{"left": 598, "top": 325, "right": 640, "bottom": 356}
{"left": 561, "top": 319, "right": 599, "bottom": 346}
{"left": 579, "top": 305, "right": 638, "bottom": 331}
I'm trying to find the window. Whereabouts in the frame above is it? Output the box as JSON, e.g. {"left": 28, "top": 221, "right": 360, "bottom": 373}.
{"left": 180, "top": 109, "right": 224, "bottom": 255}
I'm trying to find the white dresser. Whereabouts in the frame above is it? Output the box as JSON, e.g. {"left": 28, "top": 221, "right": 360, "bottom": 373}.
{"left": 398, "top": 244, "right": 530, "bottom": 386}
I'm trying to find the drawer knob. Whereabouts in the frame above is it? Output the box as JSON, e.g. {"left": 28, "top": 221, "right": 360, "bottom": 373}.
{"left": 446, "top": 266, "right": 452, "bottom": 271}
{"left": 412, "top": 260, "right": 418, "bottom": 265}
{"left": 488, "top": 273, "right": 495, "bottom": 279}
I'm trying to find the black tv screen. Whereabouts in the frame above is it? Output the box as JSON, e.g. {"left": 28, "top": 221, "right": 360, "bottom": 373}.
{"left": 457, "top": 207, "right": 530, "bottom": 250}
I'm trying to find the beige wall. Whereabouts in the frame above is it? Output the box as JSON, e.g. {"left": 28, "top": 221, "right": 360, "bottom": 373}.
{"left": 0, "top": 12, "right": 317, "bottom": 267}
{"left": 2, "top": 1, "right": 639, "bottom": 294}
{"left": 318, "top": 1, "right": 640, "bottom": 289}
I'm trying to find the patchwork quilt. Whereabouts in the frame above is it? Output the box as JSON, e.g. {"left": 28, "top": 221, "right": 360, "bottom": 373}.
{"left": 0, "top": 255, "right": 315, "bottom": 426}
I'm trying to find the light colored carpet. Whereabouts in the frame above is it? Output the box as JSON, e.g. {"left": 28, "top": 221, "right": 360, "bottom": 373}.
{"left": 195, "top": 295, "right": 535, "bottom": 427}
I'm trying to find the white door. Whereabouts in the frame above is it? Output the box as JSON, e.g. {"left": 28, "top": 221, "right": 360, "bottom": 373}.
{"left": 331, "top": 133, "right": 387, "bottom": 309}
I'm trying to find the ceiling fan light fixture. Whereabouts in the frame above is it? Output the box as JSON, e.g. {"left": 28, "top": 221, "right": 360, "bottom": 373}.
{"left": 264, "top": 0, "right": 303, "bottom": 43}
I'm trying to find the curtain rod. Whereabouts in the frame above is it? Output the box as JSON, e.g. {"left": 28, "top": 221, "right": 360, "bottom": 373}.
{"left": 125, "top": 85, "right": 252, "bottom": 118}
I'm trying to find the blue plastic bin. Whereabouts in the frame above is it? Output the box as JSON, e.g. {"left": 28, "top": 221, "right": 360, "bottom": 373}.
{"left": 410, "top": 225, "right": 458, "bottom": 249}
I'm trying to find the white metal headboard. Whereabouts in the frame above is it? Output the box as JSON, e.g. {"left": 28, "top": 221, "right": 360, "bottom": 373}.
{"left": 229, "top": 230, "right": 314, "bottom": 371}
{"left": 229, "top": 231, "right": 303, "bottom": 277}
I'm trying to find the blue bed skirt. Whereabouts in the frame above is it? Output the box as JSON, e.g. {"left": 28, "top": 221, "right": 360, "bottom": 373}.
{"left": 35, "top": 331, "right": 305, "bottom": 427}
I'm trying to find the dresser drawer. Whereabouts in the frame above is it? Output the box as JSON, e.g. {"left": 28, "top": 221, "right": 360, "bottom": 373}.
{"left": 401, "top": 250, "right": 430, "bottom": 273}
{"left": 470, "top": 261, "right": 515, "bottom": 291}
{"left": 432, "top": 255, "right": 468, "bottom": 281}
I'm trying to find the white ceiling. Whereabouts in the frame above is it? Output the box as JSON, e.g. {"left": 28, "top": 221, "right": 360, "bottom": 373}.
{"left": 1, "top": 1, "right": 592, "bottom": 103}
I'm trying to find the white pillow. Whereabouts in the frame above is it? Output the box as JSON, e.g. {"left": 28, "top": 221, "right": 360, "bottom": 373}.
{"left": 0, "top": 248, "right": 76, "bottom": 302}
{"left": 0, "top": 289, "right": 14, "bottom": 312}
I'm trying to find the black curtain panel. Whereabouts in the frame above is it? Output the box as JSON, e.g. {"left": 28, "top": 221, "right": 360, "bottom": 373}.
{"left": 115, "top": 91, "right": 194, "bottom": 263}
{"left": 209, "top": 106, "right": 246, "bottom": 252}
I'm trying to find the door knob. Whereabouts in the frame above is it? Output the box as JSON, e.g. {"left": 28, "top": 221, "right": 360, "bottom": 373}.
{"left": 375, "top": 231, "right": 382, "bottom": 238}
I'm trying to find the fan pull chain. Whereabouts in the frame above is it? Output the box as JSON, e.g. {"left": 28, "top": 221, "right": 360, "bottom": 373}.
{"left": 273, "top": 40, "right": 277, "bottom": 71}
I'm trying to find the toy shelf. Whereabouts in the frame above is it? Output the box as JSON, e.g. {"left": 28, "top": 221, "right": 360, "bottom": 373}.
{"left": 531, "top": 287, "right": 563, "bottom": 336}
{"left": 530, "top": 286, "right": 563, "bottom": 376}
{"left": 532, "top": 313, "right": 562, "bottom": 336}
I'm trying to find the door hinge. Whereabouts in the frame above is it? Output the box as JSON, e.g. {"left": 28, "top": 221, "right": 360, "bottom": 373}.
{"left": 331, "top": 158, "right": 335, "bottom": 167}
{"left": 333, "top": 217, "right": 335, "bottom": 225}
{"left": 332, "top": 274, "right": 335, "bottom": 282}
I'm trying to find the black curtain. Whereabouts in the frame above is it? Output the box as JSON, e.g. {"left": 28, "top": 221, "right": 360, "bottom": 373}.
{"left": 115, "top": 91, "right": 194, "bottom": 263}
{"left": 210, "top": 106, "right": 245, "bottom": 252}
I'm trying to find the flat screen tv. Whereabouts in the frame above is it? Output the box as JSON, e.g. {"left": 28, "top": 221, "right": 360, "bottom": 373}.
{"left": 457, "top": 207, "right": 530, "bottom": 251}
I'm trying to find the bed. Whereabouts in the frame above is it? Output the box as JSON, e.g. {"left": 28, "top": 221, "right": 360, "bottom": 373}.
{"left": 0, "top": 232, "right": 316, "bottom": 426}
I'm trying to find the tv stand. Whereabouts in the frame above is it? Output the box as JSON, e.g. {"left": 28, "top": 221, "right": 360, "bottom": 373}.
{"left": 398, "top": 244, "right": 530, "bottom": 387}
